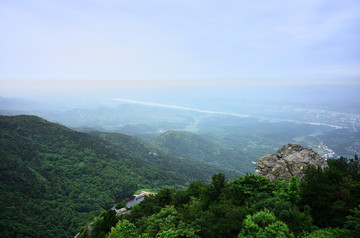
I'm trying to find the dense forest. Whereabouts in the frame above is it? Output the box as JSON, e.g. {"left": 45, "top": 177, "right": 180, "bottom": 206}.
{"left": 0, "top": 115, "right": 236, "bottom": 237}
{"left": 78, "top": 156, "right": 360, "bottom": 238}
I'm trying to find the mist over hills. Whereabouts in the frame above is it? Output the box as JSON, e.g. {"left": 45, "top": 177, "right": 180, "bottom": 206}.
{"left": 1, "top": 90, "right": 359, "bottom": 160}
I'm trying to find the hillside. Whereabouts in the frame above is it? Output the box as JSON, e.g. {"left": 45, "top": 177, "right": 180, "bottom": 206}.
{"left": 0, "top": 115, "right": 232, "bottom": 237}
{"left": 90, "top": 131, "right": 238, "bottom": 180}
{"left": 151, "top": 130, "right": 249, "bottom": 173}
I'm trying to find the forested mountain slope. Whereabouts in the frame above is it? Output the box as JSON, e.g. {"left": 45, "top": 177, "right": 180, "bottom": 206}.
{"left": 151, "top": 130, "right": 249, "bottom": 173}
{"left": 90, "top": 131, "right": 238, "bottom": 180}
{"left": 0, "top": 115, "right": 232, "bottom": 237}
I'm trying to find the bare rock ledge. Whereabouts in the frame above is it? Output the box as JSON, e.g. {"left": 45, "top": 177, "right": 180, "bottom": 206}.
{"left": 256, "top": 144, "right": 328, "bottom": 181}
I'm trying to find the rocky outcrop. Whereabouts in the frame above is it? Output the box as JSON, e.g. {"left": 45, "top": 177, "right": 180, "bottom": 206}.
{"left": 256, "top": 144, "right": 328, "bottom": 181}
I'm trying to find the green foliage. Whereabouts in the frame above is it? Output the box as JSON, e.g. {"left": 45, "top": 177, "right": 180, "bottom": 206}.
{"left": 345, "top": 204, "right": 360, "bottom": 237}
{"left": 202, "top": 173, "right": 228, "bottom": 206}
{"left": 272, "top": 177, "right": 301, "bottom": 205}
{"left": 92, "top": 131, "right": 235, "bottom": 182}
{"left": 273, "top": 179, "right": 290, "bottom": 200}
{"left": 140, "top": 206, "right": 200, "bottom": 238}
{"left": 227, "top": 173, "right": 274, "bottom": 205}
{"left": 287, "top": 177, "right": 301, "bottom": 204}
{"left": 300, "top": 155, "right": 360, "bottom": 228}
{"left": 256, "top": 197, "right": 314, "bottom": 236}
{"left": 116, "top": 198, "right": 130, "bottom": 209}
{"left": 81, "top": 155, "right": 359, "bottom": 238}
{"left": 301, "top": 227, "right": 351, "bottom": 238}
{"left": 107, "top": 219, "right": 138, "bottom": 238}
{"left": 237, "top": 209, "right": 294, "bottom": 238}
{"left": 197, "top": 200, "right": 246, "bottom": 238}
{"left": 211, "top": 173, "right": 227, "bottom": 194}
{"left": 90, "top": 210, "right": 119, "bottom": 238}
{"left": 156, "top": 188, "right": 174, "bottom": 207}
{"left": 119, "top": 175, "right": 303, "bottom": 238}
{"left": 151, "top": 130, "right": 246, "bottom": 175}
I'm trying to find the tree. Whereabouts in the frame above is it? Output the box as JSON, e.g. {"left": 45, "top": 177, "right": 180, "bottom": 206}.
{"left": 186, "top": 180, "right": 205, "bottom": 198}
{"left": 107, "top": 219, "right": 138, "bottom": 238}
{"left": 156, "top": 188, "right": 173, "bottom": 207}
{"left": 300, "top": 166, "right": 334, "bottom": 227}
{"left": 255, "top": 196, "right": 314, "bottom": 236}
{"left": 237, "top": 209, "right": 294, "bottom": 238}
{"left": 156, "top": 221, "right": 200, "bottom": 238}
{"left": 345, "top": 204, "right": 360, "bottom": 237}
{"left": 201, "top": 173, "right": 227, "bottom": 207}
{"left": 287, "top": 177, "right": 300, "bottom": 204}
{"left": 272, "top": 180, "right": 289, "bottom": 201}
{"left": 301, "top": 156, "right": 360, "bottom": 227}
{"left": 228, "top": 174, "right": 274, "bottom": 205}
{"left": 301, "top": 228, "right": 350, "bottom": 238}
{"left": 116, "top": 198, "right": 130, "bottom": 209}
{"left": 91, "top": 210, "right": 119, "bottom": 238}
{"left": 211, "top": 173, "right": 227, "bottom": 196}
{"left": 141, "top": 206, "right": 199, "bottom": 238}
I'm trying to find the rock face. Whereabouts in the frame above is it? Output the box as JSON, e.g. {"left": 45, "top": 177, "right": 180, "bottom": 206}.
{"left": 256, "top": 144, "right": 328, "bottom": 181}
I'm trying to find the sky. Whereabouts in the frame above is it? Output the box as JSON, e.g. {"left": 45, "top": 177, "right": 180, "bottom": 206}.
{"left": 0, "top": 0, "right": 360, "bottom": 95}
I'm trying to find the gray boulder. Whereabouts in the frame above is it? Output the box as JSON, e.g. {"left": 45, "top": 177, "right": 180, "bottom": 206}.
{"left": 256, "top": 144, "right": 328, "bottom": 181}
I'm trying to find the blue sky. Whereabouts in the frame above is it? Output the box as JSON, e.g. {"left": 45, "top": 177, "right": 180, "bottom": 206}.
{"left": 0, "top": 0, "right": 359, "bottom": 87}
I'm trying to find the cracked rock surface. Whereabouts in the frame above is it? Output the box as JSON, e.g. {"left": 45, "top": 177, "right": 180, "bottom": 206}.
{"left": 256, "top": 144, "right": 328, "bottom": 181}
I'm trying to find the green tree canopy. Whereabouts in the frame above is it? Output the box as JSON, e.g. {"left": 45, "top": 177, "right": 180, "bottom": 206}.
{"left": 107, "top": 219, "right": 138, "bottom": 238}
{"left": 237, "top": 209, "right": 294, "bottom": 238}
